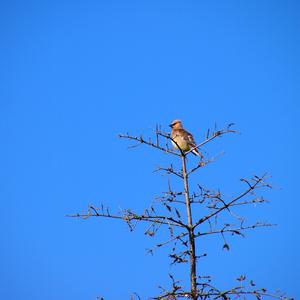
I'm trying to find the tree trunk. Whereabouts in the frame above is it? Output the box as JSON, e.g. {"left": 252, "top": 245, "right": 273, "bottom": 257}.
{"left": 182, "top": 155, "right": 197, "bottom": 299}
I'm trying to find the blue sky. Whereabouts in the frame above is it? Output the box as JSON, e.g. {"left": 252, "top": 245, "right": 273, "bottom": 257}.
{"left": 0, "top": 0, "right": 299, "bottom": 299}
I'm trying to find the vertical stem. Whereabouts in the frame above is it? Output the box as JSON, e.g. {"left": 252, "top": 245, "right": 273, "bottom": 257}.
{"left": 182, "top": 155, "right": 197, "bottom": 299}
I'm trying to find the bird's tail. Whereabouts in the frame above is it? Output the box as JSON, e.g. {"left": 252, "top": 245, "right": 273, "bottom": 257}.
{"left": 191, "top": 148, "right": 203, "bottom": 158}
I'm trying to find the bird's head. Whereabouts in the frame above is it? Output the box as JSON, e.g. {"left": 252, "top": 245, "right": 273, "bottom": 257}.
{"left": 169, "top": 119, "right": 183, "bottom": 129}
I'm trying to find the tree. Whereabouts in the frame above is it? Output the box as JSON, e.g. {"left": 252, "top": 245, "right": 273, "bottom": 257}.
{"left": 69, "top": 123, "right": 292, "bottom": 300}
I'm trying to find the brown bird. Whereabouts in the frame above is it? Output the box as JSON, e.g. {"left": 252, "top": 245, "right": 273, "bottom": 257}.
{"left": 169, "top": 119, "right": 202, "bottom": 157}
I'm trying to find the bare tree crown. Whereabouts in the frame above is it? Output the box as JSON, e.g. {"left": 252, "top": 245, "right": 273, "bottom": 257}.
{"left": 69, "top": 122, "right": 292, "bottom": 300}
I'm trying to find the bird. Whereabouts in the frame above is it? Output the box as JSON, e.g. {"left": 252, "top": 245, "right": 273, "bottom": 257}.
{"left": 169, "top": 119, "right": 202, "bottom": 157}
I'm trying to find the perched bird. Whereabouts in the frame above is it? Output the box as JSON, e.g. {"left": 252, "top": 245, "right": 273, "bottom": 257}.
{"left": 169, "top": 119, "right": 202, "bottom": 157}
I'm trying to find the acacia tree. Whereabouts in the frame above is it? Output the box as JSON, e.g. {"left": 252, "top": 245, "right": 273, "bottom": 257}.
{"left": 69, "top": 123, "right": 292, "bottom": 300}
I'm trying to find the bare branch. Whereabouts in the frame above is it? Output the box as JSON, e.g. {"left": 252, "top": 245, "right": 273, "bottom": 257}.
{"left": 154, "top": 164, "right": 183, "bottom": 179}
{"left": 193, "top": 174, "right": 268, "bottom": 229}
{"left": 67, "top": 206, "right": 186, "bottom": 228}
{"left": 185, "top": 128, "right": 238, "bottom": 156}
{"left": 187, "top": 152, "right": 225, "bottom": 176}
{"left": 119, "top": 133, "right": 180, "bottom": 156}
{"left": 195, "top": 222, "right": 275, "bottom": 238}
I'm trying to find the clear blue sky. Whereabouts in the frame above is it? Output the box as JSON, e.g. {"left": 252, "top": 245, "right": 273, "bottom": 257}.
{"left": 1, "top": 0, "right": 299, "bottom": 299}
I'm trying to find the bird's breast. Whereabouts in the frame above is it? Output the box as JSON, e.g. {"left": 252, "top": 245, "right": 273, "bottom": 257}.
{"left": 171, "top": 134, "right": 190, "bottom": 151}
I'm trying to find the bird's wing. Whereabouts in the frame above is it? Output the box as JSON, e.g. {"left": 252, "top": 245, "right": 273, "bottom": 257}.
{"left": 182, "top": 129, "right": 197, "bottom": 147}
{"left": 173, "top": 129, "right": 197, "bottom": 147}
{"left": 184, "top": 129, "right": 202, "bottom": 156}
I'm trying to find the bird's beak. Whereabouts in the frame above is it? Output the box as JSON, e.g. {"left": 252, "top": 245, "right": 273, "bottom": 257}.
{"left": 169, "top": 124, "right": 173, "bottom": 128}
